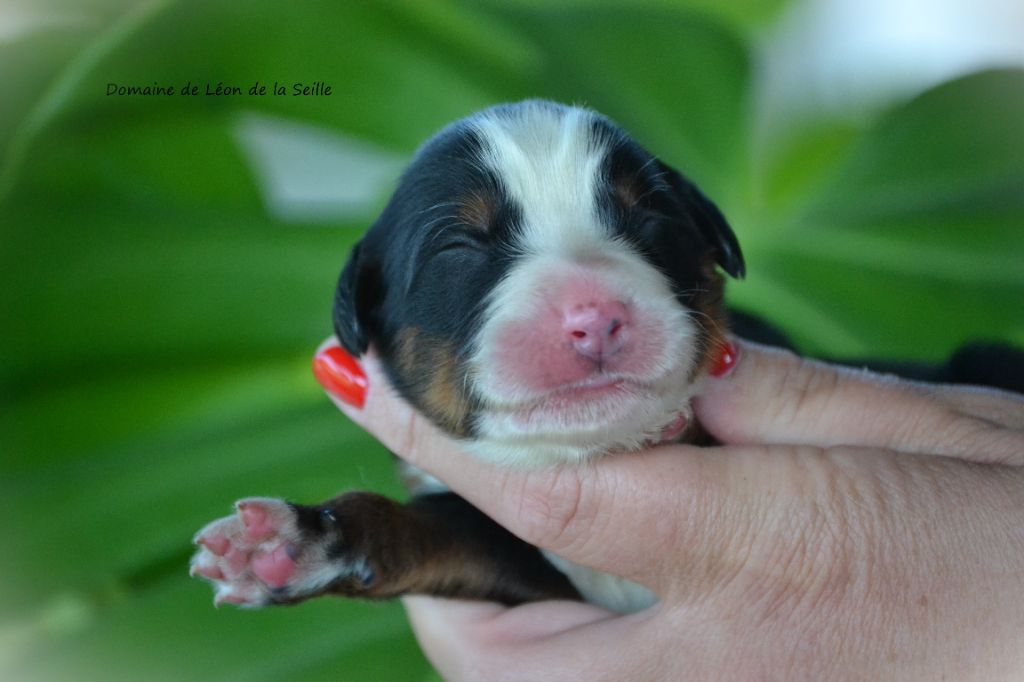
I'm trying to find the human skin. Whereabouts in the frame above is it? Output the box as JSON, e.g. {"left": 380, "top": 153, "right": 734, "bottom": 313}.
{"left": 318, "top": 338, "right": 1024, "bottom": 681}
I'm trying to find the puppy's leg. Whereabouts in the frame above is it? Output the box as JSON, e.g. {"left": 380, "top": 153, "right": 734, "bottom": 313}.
{"left": 191, "top": 492, "right": 580, "bottom": 607}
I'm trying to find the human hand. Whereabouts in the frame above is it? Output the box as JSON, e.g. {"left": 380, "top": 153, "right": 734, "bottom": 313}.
{"left": 320, "top": 338, "right": 1024, "bottom": 681}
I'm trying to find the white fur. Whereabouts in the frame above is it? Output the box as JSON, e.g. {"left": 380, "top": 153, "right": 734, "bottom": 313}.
{"left": 472, "top": 102, "right": 609, "bottom": 260}
{"left": 542, "top": 551, "right": 657, "bottom": 614}
{"left": 466, "top": 102, "right": 700, "bottom": 467}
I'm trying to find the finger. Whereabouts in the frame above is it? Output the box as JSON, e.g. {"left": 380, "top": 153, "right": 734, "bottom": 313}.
{"left": 695, "top": 340, "right": 1024, "bottom": 465}
{"left": 314, "top": 338, "right": 761, "bottom": 593}
{"left": 925, "top": 383, "right": 1024, "bottom": 431}
{"left": 402, "top": 596, "right": 652, "bottom": 681}
{"left": 402, "top": 597, "right": 507, "bottom": 682}
{"left": 403, "top": 596, "right": 614, "bottom": 650}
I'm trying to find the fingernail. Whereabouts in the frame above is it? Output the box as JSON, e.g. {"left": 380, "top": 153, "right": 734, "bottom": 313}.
{"left": 709, "top": 341, "right": 738, "bottom": 378}
{"left": 313, "top": 346, "right": 368, "bottom": 408}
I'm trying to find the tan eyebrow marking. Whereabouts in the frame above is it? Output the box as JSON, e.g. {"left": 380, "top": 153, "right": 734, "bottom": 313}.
{"left": 613, "top": 175, "right": 643, "bottom": 209}
{"left": 456, "top": 190, "right": 495, "bottom": 232}
{"left": 395, "top": 326, "right": 472, "bottom": 437}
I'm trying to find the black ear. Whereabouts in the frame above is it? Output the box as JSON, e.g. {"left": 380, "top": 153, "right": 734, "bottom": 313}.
{"left": 657, "top": 161, "right": 745, "bottom": 279}
{"left": 332, "top": 240, "right": 377, "bottom": 356}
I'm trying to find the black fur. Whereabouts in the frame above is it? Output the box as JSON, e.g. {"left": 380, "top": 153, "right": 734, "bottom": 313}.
{"left": 333, "top": 120, "right": 521, "bottom": 368}
{"left": 286, "top": 492, "right": 580, "bottom": 605}
{"left": 655, "top": 161, "right": 745, "bottom": 279}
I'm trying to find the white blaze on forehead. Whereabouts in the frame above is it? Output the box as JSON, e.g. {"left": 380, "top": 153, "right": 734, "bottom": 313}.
{"left": 471, "top": 102, "right": 613, "bottom": 256}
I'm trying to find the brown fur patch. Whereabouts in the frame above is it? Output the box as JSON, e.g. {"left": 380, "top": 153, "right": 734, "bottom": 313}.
{"left": 456, "top": 191, "right": 494, "bottom": 231}
{"left": 688, "top": 254, "right": 731, "bottom": 382}
{"left": 612, "top": 173, "right": 644, "bottom": 209}
{"left": 394, "top": 327, "right": 473, "bottom": 437}
{"left": 316, "top": 492, "right": 580, "bottom": 605}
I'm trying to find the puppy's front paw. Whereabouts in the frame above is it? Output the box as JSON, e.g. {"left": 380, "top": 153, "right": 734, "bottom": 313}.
{"left": 190, "top": 497, "right": 372, "bottom": 608}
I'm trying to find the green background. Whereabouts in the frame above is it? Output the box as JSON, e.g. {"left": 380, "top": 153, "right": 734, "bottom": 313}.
{"left": 2, "top": 1, "right": 1022, "bottom": 680}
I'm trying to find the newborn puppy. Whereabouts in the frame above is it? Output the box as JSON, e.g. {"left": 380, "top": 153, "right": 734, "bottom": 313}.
{"left": 191, "top": 100, "right": 744, "bottom": 613}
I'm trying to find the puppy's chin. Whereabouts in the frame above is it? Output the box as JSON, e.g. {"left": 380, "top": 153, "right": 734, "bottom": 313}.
{"left": 467, "top": 369, "right": 703, "bottom": 468}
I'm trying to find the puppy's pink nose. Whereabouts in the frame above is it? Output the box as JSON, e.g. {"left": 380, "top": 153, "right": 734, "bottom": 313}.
{"left": 563, "top": 300, "right": 629, "bottom": 362}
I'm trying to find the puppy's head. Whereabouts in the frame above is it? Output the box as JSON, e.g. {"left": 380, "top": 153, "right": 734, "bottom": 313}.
{"left": 334, "top": 100, "right": 743, "bottom": 465}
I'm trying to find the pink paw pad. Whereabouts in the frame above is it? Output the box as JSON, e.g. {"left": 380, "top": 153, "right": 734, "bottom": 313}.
{"left": 198, "top": 534, "right": 230, "bottom": 556}
{"left": 251, "top": 544, "right": 298, "bottom": 588}
{"left": 238, "top": 501, "right": 275, "bottom": 542}
{"left": 191, "top": 563, "right": 225, "bottom": 580}
{"left": 190, "top": 497, "right": 307, "bottom": 608}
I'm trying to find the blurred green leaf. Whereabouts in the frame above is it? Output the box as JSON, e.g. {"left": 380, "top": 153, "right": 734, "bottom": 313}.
{"left": 731, "top": 69, "right": 1024, "bottom": 357}
{"left": 484, "top": 3, "right": 752, "bottom": 197}
{"left": 3, "top": 581, "right": 427, "bottom": 682}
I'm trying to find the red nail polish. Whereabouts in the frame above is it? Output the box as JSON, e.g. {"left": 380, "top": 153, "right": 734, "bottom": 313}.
{"left": 710, "top": 341, "right": 738, "bottom": 378}
{"left": 313, "top": 346, "right": 368, "bottom": 408}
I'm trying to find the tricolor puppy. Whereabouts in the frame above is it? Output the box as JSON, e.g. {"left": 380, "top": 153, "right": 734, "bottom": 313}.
{"left": 191, "top": 100, "right": 744, "bottom": 613}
